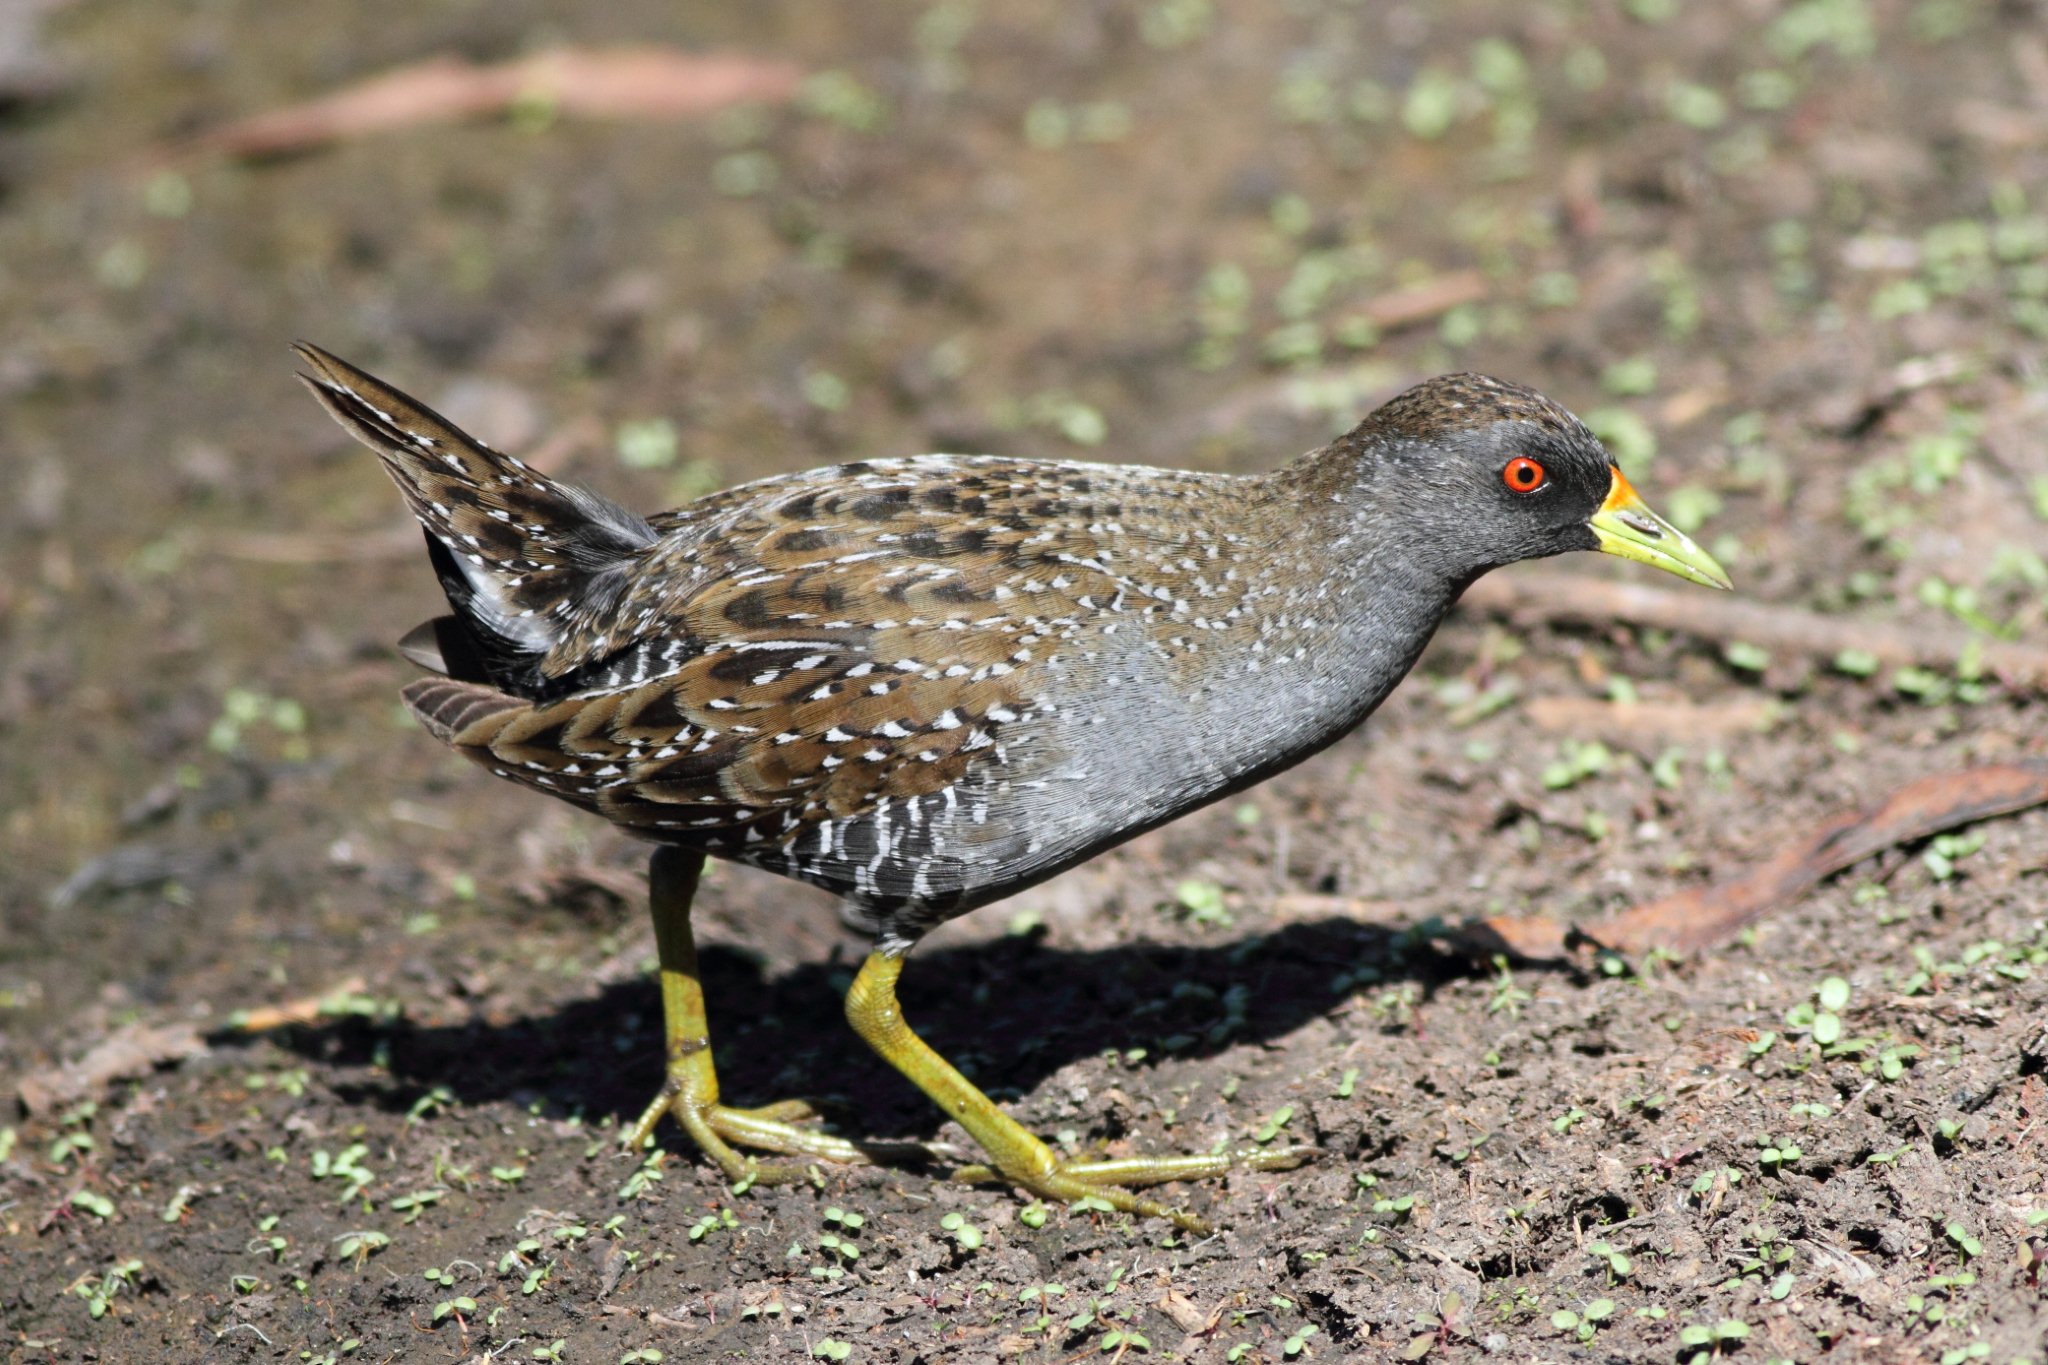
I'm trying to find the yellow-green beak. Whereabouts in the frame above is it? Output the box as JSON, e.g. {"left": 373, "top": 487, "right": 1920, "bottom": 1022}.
{"left": 1589, "top": 467, "right": 1732, "bottom": 590}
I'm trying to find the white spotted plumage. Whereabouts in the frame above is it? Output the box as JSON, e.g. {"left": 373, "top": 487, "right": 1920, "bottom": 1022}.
{"left": 302, "top": 344, "right": 1620, "bottom": 951}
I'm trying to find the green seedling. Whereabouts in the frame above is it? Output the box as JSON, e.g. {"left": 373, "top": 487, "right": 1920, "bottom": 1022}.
{"left": 1688, "top": 1166, "right": 1744, "bottom": 1200}
{"left": 48, "top": 1102, "right": 97, "bottom": 1167}
{"left": 1922, "top": 828, "right": 1986, "bottom": 881}
{"left": 1785, "top": 974, "right": 1851, "bottom": 1046}
{"left": 688, "top": 1208, "right": 736, "bottom": 1242}
{"left": 70, "top": 1190, "right": 114, "bottom": 1220}
{"left": 1255, "top": 1106, "right": 1295, "bottom": 1143}
{"left": 389, "top": 1189, "right": 443, "bottom": 1224}
{"left": 1373, "top": 1192, "right": 1417, "bottom": 1220}
{"left": 1946, "top": 1221, "right": 1983, "bottom": 1263}
{"left": 1487, "top": 956, "right": 1531, "bottom": 1017}
{"left": 1017, "top": 1282, "right": 1068, "bottom": 1333}
{"left": 69, "top": 1258, "right": 144, "bottom": 1319}
{"left": 1678, "top": 1319, "right": 1750, "bottom": 1363}
{"left": 1173, "top": 878, "right": 1232, "bottom": 928}
{"left": 1758, "top": 1135, "right": 1803, "bottom": 1171}
{"left": 1541, "top": 739, "right": 1611, "bottom": 790}
{"left": 619, "top": 1151, "right": 666, "bottom": 1200}
{"left": 1723, "top": 641, "right": 1770, "bottom": 673}
{"left": 1101, "top": 1324, "right": 1153, "bottom": 1353}
{"left": 1729, "top": 1234, "right": 1794, "bottom": 1288}
{"left": 309, "top": 1144, "right": 375, "bottom": 1203}
{"left": 333, "top": 1230, "right": 389, "bottom": 1267}
{"left": 1587, "top": 1240, "right": 1633, "bottom": 1281}
{"left": 1551, "top": 1298, "right": 1615, "bottom": 1344}
{"left": 939, "top": 1211, "right": 983, "bottom": 1251}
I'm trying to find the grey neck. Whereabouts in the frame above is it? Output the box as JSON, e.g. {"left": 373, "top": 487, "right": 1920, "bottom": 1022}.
{"left": 1176, "top": 482, "right": 1465, "bottom": 795}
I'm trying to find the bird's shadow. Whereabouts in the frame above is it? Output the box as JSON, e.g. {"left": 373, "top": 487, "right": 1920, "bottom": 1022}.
{"left": 249, "top": 915, "right": 1500, "bottom": 1144}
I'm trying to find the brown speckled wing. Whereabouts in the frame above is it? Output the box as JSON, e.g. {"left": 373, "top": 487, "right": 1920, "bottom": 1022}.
{"left": 408, "top": 456, "right": 1167, "bottom": 863}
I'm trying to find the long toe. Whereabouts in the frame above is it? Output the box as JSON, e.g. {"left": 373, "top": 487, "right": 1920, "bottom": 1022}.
{"left": 625, "top": 1085, "right": 875, "bottom": 1186}
{"left": 705, "top": 1104, "right": 871, "bottom": 1167}
{"left": 724, "top": 1098, "right": 825, "bottom": 1124}
{"left": 1240, "top": 1143, "right": 1320, "bottom": 1174}
{"left": 1024, "top": 1166, "right": 1211, "bottom": 1234}
{"left": 959, "top": 1142, "right": 1321, "bottom": 1232}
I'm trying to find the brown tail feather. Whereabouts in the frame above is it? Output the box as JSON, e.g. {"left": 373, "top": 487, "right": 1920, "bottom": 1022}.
{"left": 293, "top": 342, "right": 656, "bottom": 693}
{"left": 402, "top": 678, "right": 526, "bottom": 745}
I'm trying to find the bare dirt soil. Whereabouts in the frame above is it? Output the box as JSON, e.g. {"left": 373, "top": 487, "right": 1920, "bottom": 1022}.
{"left": 5, "top": 2, "right": 2048, "bottom": 1362}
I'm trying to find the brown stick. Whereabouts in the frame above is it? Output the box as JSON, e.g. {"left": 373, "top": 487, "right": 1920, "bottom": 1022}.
{"left": 181, "top": 47, "right": 804, "bottom": 159}
{"left": 1460, "top": 569, "right": 2048, "bottom": 692}
{"left": 1466, "top": 764, "right": 2048, "bottom": 960}
{"left": 1354, "top": 270, "right": 1488, "bottom": 332}
{"left": 230, "top": 977, "right": 370, "bottom": 1033}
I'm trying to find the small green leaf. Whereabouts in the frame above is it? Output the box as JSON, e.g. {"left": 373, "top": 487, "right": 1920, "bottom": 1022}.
{"left": 70, "top": 1190, "right": 115, "bottom": 1220}
{"left": 1723, "top": 641, "right": 1771, "bottom": 672}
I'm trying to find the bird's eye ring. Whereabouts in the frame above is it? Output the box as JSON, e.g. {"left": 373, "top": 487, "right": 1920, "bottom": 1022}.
{"left": 1502, "top": 457, "right": 1547, "bottom": 493}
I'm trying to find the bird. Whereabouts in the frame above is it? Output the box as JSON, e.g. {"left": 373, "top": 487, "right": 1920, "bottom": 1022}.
{"left": 295, "top": 342, "right": 1729, "bottom": 1230}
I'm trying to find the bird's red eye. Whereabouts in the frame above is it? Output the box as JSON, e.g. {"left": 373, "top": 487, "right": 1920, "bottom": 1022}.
{"left": 1503, "top": 457, "right": 1547, "bottom": 493}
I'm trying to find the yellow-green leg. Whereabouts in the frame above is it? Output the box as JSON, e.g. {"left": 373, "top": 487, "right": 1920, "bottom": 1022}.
{"left": 622, "top": 847, "right": 869, "bottom": 1182}
{"left": 845, "top": 950, "right": 1314, "bottom": 1232}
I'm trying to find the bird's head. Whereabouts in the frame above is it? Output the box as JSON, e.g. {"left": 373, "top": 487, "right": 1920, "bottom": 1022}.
{"left": 1337, "top": 372, "right": 1731, "bottom": 590}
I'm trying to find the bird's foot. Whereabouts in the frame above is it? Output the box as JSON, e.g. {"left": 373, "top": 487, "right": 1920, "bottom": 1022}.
{"left": 623, "top": 1085, "right": 870, "bottom": 1186}
{"left": 955, "top": 1144, "right": 1319, "bottom": 1234}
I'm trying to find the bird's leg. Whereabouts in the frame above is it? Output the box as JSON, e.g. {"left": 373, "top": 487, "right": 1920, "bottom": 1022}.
{"left": 622, "top": 847, "right": 869, "bottom": 1180}
{"left": 845, "top": 950, "right": 1312, "bottom": 1233}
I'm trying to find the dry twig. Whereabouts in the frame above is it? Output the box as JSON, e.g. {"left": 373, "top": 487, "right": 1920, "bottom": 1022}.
{"left": 230, "top": 976, "right": 369, "bottom": 1033}
{"left": 1467, "top": 763, "right": 2048, "bottom": 960}
{"left": 183, "top": 46, "right": 804, "bottom": 159}
{"left": 1461, "top": 569, "right": 2048, "bottom": 692}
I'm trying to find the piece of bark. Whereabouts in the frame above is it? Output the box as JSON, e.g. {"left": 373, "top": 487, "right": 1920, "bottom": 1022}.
{"left": 1269, "top": 892, "right": 1403, "bottom": 926}
{"left": 1523, "top": 694, "right": 1781, "bottom": 740}
{"left": 1467, "top": 763, "right": 2048, "bottom": 960}
{"left": 230, "top": 977, "right": 368, "bottom": 1033}
{"left": 1352, "top": 270, "right": 1487, "bottom": 333}
{"left": 184, "top": 46, "right": 804, "bottom": 159}
{"left": 15, "top": 1022, "right": 207, "bottom": 1115}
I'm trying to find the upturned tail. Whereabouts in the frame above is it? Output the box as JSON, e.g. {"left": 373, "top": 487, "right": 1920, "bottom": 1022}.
{"left": 294, "top": 342, "right": 656, "bottom": 699}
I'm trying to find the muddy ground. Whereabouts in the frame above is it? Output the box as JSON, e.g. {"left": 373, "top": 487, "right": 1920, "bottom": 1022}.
{"left": 6, "top": 1, "right": 2048, "bottom": 1361}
